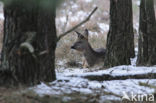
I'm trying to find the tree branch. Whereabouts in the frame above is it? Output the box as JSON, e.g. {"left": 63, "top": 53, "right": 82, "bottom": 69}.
{"left": 57, "top": 7, "right": 98, "bottom": 42}
{"left": 69, "top": 73, "right": 156, "bottom": 81}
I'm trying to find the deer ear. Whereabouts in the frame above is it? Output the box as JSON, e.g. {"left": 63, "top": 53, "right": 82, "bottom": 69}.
{"left": 84, "top": 29, "right": 88, "bottom": 39}
{"left": 75, "top": 31, "right": 86, "bottom": 39}
{"left": 75, "top": 31, "right": 81, "bottom": 37}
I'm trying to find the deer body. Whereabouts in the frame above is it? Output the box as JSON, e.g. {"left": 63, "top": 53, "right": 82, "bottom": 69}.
{"left": 71, "top": 29, "right": 106, "bottom": 68}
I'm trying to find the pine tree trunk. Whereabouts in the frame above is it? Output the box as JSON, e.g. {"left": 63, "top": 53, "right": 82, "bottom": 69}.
{"left": 104, "top": 0, "right": 134, "bottom": 68}
{"left": 137, "top": 0, "right": 156, "bottom": 66}
{"left": 0, "top": 0, "right": 56, "bottom": 86}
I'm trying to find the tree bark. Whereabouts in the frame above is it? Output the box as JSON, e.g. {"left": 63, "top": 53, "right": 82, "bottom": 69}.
{"left": 0, "top": 0, "right": 57, "bottom": 86}
{"left": 104, "top": 0, "right": 134, "bottom": 68}
{"left": 137, "top": 0, "right": 156, "bottom": 66}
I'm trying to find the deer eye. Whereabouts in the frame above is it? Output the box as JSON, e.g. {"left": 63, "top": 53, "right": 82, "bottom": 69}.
{"left": 79, "top": 35, "right": 84, "bottom": 39}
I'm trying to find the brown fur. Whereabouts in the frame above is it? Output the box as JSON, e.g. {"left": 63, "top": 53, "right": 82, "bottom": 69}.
{"left": 71, "top": 29, "right": 106, "bottom": 68}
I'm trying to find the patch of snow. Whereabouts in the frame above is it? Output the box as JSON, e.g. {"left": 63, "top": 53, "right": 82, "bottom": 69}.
{"left": 103, "top": 12, "right": 109, "bottom": 17}
{"left": 89, "top": 31, "right": 98, "bottom": 37}
{"left": 71, "top": 4, "right": 78, "bottom": 9}
{"left": 57, "top": 60, "right": 66, "bottom": 66}
{"left": 73, "top": 88, "right": 92, "bottom": 94}
{"left": 77, "top": 11, "right": 87, "bottom": 17}
{"left": 131, "top": 48, "right": 138, "bottom": 66}
{"left": 134, "top": 23, "right": 139, "bottom": 35}
{"left": 69, "top": 65, "right": 156, "bottom": 77}
{"left": 59, "top": 17, "right": 67, "bottom": 23}
{"left": 100, "top": 95, "right": 121, "bottom": 102}
{"left": 32, "top": 82, "right": 61, "bottom": 96}
{"left": 0, "top": 13, "right": 4, "bottom": 20}
{"left": 62, "top": 2, "right": 67, "bottom": 6}
{"left": 88, "top": 81, "right": 102, "bottom": 89}
{"left": 85, "top": 0, "right": 93, "bottom": 3}
{"left": 70, "top": 16, "right": 79, "bottom": 22}
{"left": 56, "top": 58, "right": 156, "bottom": 78}
{"left": 56, "top": 67, "right": 89, "bottom": 75}
{"left": 136, "top": 0, "right": 140, "bottom": 6}
{"left": 68, "top": 11, "right": 73, "bottom": 16}
{"left": 103, "top": 79, "right": 155, "bottom": 95}
{"left": 131, "top": 57, "right": 137, "bottom": 66}
{"left": 70, "top": 11, "right": 88, "bottom": 22}
{"left": 135, "top": 47, "right": 138, "bottom": 52}
{"left": 98, "top": 23, "right": 109, "bottom": 33}
{"left": 32, "top": 75, "right": 156, "bottom": 101}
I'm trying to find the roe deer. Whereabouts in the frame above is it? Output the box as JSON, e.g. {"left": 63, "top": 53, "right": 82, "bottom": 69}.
{"left": 71, "top": 29, "right": 106, "bottom": 68}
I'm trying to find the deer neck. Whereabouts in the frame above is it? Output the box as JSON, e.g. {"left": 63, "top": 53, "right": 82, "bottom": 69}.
{"left": 83, "top": 43, "right": 96, "bottom": 66}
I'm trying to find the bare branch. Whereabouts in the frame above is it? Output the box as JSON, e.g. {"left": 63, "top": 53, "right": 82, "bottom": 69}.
{"left": 57, "top": 7, "right": 98, "bottom": 42}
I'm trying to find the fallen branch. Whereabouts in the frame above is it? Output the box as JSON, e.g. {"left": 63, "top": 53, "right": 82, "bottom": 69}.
{"left": 139, "top": 82, "right": 156, "bottom": 89}
{"left": 57, "top": 7, "right": 98, "bottom": 42}
{"left": 69, "top": 73, "right": 156, "bottom": 81}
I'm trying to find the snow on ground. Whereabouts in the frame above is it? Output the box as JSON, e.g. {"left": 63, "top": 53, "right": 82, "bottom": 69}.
{"left": 32, "top": 77, "right": 156, "bottom": 101}
{"left": 31, "top": 65, "right": 156, "bottom": 102}
{"left": 31, "top": 46, "right": 156, "bottom": 102}
{"left": 61, "top": 65, "right": 156, "bottom": 77}
{"left": 31, "top": 47, "right": 156, "bottom": 102}
{"left": 131, "top": 47, "right": 138, "bottom": 66}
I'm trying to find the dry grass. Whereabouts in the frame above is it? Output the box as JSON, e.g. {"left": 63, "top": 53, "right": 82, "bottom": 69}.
{"left": 55, "top": 33, "right": 83, "bottom": 63}
{"left": 55, "top": 31, "right": 107, "bottom": 65}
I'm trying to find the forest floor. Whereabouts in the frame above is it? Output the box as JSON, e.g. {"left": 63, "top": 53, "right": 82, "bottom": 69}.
{"left": 1, "top": 63, "right": 156, "bottom": 103}
{"left": 0, "top": 48, "right": 156, "bottom": 103}
{"left": 0, "top": 0, "right": 156, "bottom": 103}
{"left": 1, "top": 47, "right": 156, "bottom": 103}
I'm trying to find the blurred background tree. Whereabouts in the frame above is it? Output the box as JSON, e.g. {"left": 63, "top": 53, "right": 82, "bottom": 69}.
{"left": 0, "top": 0, "right": 62, "bottom": 86}
{"left": 137, "top": 0, "right": 156, "bottom": 66}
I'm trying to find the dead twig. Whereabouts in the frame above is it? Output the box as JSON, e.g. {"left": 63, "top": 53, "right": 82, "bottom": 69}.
{"left": 139, "top": 82, "right": 156, "bottom": 89}
{"left": 57, "top": 7, "right": 98, "bottom": 42}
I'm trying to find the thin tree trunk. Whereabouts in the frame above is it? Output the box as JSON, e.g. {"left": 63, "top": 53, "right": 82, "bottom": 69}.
{"left": 137, "top": 0, "right": 156, "bottom": 66}
{"left": 0, "top": 0, "right": 56, "bottom": 86}
{"left": 104, "top": 0, "right": 134, "bottom": 68}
